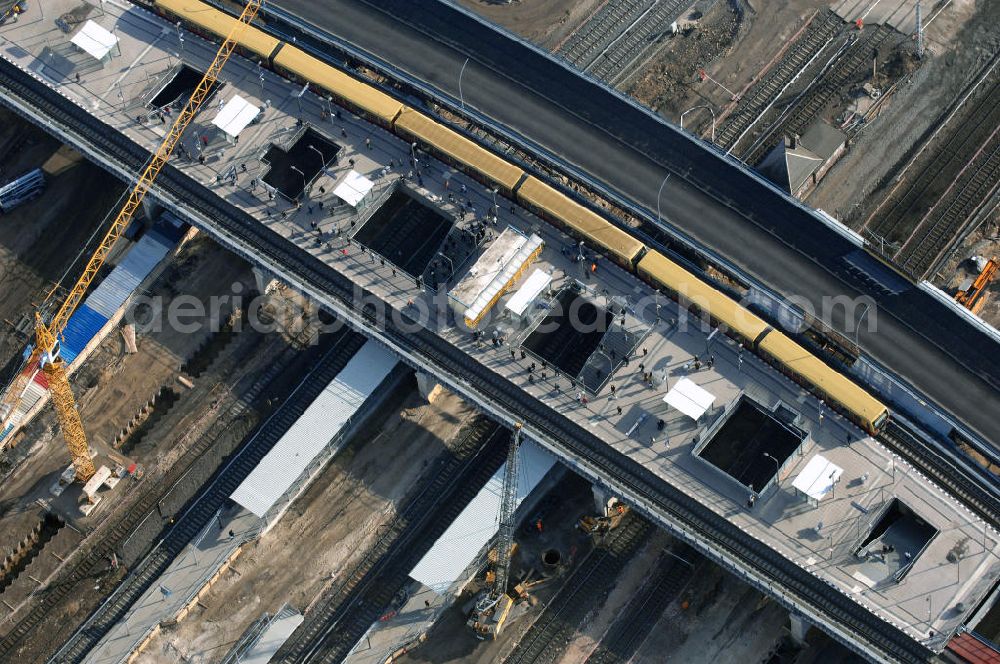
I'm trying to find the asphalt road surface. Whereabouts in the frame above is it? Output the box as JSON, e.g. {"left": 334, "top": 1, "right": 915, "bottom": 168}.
{"left": 269, "top": 0, "right": 1000, "bottom": 447}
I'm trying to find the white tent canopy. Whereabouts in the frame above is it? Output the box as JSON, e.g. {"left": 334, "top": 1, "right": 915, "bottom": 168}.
{"left": 663, "top": 377, "right": 715, "bottom": 420}
{"left": 792, "top": 454, "right": 844, "bottom": 502}
{"left": 71, "top": 21, "right": 118, "bottom": 61}
{"left": 212, "top": 95, "right": 260, "bottom": 138}
{"left": 333, "top": 170, "right": 374, "bottom": 208}
{"left": 505, "top": 268, "right": 551, "bottom": 317}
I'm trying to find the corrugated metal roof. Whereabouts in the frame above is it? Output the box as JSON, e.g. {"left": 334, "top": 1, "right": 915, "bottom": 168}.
{"left": 242, "top": 611, "right": 305, "bottom": 664}
{"left": 16, "top": 378, "right": 48, "bottom": 419}
{"left": 409, "top": 439, "right": 555, "bottom": 593}
{"left": 86, "top": 233, "right": 172, "bottom": 318}
{"left": 60, "top": 305, "right": 109, "bottom": 365}
{"left": 230, "top": 340, "right": 398, "bottom": 518}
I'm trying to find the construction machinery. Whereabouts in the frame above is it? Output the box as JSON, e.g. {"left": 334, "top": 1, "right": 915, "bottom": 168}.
{"left": 0, "top": 1, "right": 27, "bottom": 26}
{"left": 579, "top": 497, "right": 628, "bottom": 536}
{"left": 955, "top": 258, "right": 997, "bottom": 315}
{"left": 0, "top": 0, "right": 264, "bottom": 482}
{"left": 468, "top": 424, "right": 521, "bottom": 639}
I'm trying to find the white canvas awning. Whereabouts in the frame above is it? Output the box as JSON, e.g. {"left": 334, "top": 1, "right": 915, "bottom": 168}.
{"left": 333, "top": 170, "right": 374, "bottom": 208}
{"left": 71, "top": 21, "right": 118, "bottom": 61}
{"left": 792, "top": 454, "right": 844, "bottom": 502}
{"left": 663, "top": 377, "right": 715, "bottom": 420}
{"left": 505, "top": 269, "right": 551, "bottom": 317}
{"left": 212, "top": 95, "right": 260, "bottom": 138}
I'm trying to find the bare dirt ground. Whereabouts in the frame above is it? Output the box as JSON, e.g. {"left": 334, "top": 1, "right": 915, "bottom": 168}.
{"left": 807, "top": 0, "right": 993, "bottom": 223}
{"left": 631, "top": 562, "right": 789, "bottom": 664}
{"left": 554, "top": 529, "right": 674, "bottom": 664}
{"left": 0, "top": 110, "right": 123, "bottom": 378}
{"left": 0, "top": 236, "right": 259, "bottom": 527}
{"left": 455, "top": 0, "right": 605, "bottom": 49}
{"left": 2, "top": 298, "right": 331, "bottom": 660}
{"left": 0, "top": 233, "right": 322, "bottom": 658}
{"left": 138, "top": 388, "right": 478, "bottom": 663}
{"left": 396, "top": 473, "right": 596, "bottom": 664}
{"left": 628, "top": 0, "right": 837, "bottom": 126}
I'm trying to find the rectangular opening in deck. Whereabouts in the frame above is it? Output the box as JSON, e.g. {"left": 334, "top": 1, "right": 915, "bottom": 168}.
{"left": 523, "top": 286, "right": 612, "bottom": 382}
{"left": 150, "top": 65, "right": 219, "bottom": 109}
{"left": 261, "top": 127, "right": 340, "bottom": 200}
{"left": 854, "top": 499, "right": 937, "bottom": 585}
{"left": 354, "top": 188, "right": 468, "bottom": 280}
{"left": 696, "top": 396, "right": 805, "bottom": 493}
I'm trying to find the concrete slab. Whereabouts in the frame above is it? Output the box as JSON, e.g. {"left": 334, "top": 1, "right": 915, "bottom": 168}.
{"left": 1, "top": 0, "right": 996, "bottom": 653}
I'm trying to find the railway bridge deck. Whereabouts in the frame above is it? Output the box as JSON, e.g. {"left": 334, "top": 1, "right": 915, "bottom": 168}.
{"left": 0, "top": 2, "right": 996, "bottom": 662}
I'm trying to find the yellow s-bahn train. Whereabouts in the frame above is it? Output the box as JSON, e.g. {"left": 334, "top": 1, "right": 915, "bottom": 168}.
{"left": 153, "top": 0, "right": 890, "bottom": 435}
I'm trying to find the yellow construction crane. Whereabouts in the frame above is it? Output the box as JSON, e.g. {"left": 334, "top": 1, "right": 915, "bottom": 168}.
{"left": 0, "top": 0, "right": 263, "bottom": 482}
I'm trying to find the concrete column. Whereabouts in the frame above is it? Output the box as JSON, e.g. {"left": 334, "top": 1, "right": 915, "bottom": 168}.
{"left": 415, "top": 371, "right": 443, "bottom": 402}
{"left": 592, "top": 484, "right": 615, "bottom": 515}
{"left": 253, "top": 266, "right": 279, "bottom": 294}
{"left": 142, "top": 198, "right": 161, "bottom": 227}
{"left": 789, "top": 612, "right": 812, "bottom": 644}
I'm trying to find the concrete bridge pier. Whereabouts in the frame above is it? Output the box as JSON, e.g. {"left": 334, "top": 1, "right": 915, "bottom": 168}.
{"left": 790, "top": 612, "right": 813, "bottom": 644}
{"left": 253, "top": 266, "right": 280, "bottom": 295}
{"left": 592, "top": 484, "right": 616, "bottom": 515}
{"left": 416, "top": 371, "right": 443, "bottom": 403}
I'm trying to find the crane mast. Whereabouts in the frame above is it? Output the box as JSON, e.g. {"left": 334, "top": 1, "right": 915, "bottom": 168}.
{"left": 0, "top": 0, "right": 264, "bottom": 482}
{"left": 492, "top": 424, "right": 521, "bottom": 603}
{"left": 469, "top": 424, "right": 521, "bottom": 638}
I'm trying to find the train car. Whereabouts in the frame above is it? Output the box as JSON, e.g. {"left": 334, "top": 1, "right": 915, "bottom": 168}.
{"left": 636, "top": 250, "right": 771, "bottom": 346}
{"left": 515, "top": 176, "right": 644, "bottom": 268}
{"left": 155, "top": 0, "right": 283, "bottom": 62}
{"left": 393, "top": 107, "right": 524, "bottom": 195}
{"left": 272, "top": 46, "right": 404, "bottom": 127}
{"left": 758, "top": 329, "right": 889, "bottom": 434}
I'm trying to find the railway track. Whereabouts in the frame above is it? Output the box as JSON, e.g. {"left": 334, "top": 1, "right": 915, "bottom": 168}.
{"left": 740, "top": 25, "right": 895, "bottom": 165}
{"left": 900, "top": 139, "right": 1000, "bottom": 277}
{"left": 275, "top": 420, "right": 508, "bottom": 663}
{"left": 587, "top": 0, "right": 690, "bottom": 87}
{"left": 52, "top": 330, "right": 367, "bottom": 662}
{"left": 584, "top": 543, "right": 699, "bottom": 664}
{"left": 863, "top": 79, "right": 1000, "bottom": 278}
{"left": 558, "top": 0, "right": 650, "bottom": 70}
{"left": 503, "top": 513, "right": 652, "bottom": 664}
{"left": 867, "top": 79, "right": 1000, "bottom": 244}
{"left": 877, "top": 419, "right": 1000, "bottom": 533}
{"left": 0, "top": 56, "right": 939, "bottom": 663}
{"left": 715, "top": 12, "right": 844, "bottom": 151}
{"left": 0, "top": 328, "right": 351, "bottom": 659}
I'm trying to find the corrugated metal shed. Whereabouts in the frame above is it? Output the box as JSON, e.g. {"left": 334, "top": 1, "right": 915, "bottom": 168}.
{"left": 86, "top": 233, "right": 172, "bottom": 318}
{"left": 59, "top": 305, "right": 109, "bottom": 365}
{"left": 242, "top": 609, "right": 304, "bottom": 664}
{"left": 230, "top": 340, "right": 398, "bottom": 518}
{"left": 409, "top": 439, "right": 555, "bottom": 593}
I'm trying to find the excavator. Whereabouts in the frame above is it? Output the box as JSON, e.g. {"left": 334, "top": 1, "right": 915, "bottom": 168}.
{"left": 578, "top": 497, "right": 628, "bottom": 536}
{"left": 955, "top": 258, "right": 997, "bottom": 315}
{"left": 0, "top": 0, "right": 263, "bottom": 483}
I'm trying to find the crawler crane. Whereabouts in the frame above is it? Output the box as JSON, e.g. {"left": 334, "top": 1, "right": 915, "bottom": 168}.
{"left": 468, "top": 424, "right": 522, "bottom": 638}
